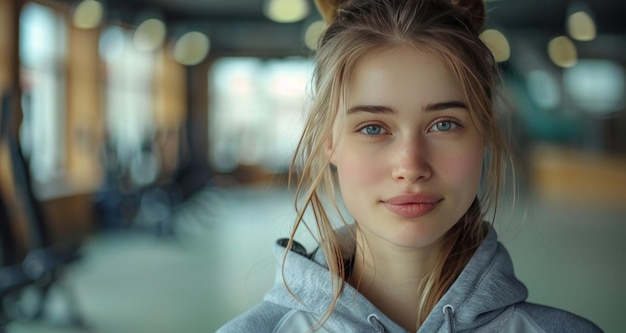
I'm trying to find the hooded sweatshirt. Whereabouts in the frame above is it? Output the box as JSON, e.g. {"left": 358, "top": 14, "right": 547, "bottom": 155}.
{"left": 217, "top": 225, "right": 602, "bottom": 333}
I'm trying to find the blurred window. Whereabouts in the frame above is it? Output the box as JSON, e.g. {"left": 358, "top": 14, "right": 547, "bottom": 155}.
{"left": 19, "top": 2, "right": 67, "bottom": 182}
{"left": 526, "top": 70, "right": 561, "bottom": 110}
{"left": 208, "top": 57, "right": 313, "bottom": 173}
{"left": 100, "top": 25, "right": 157, "bottom": 186}
{"left": 564, "top": 59, "right": 625, "bottom": 116}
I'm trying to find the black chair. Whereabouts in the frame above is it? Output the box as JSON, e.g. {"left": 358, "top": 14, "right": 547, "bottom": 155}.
{"left": 0, "top": 90, "right": 33, "bottom": 330}
{"left": 0, "top": 90, "right": 85, "bottom": 327}
{"left": 0, "top": 190, "right": 34, "bottom": 329}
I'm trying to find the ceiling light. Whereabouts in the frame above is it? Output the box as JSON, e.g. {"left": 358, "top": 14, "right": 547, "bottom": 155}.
{"left": 73, "top": 0, "right": 103, "bottom": 29}
{"left": 304, "top": 20, "right": 326, "bottom": 50}
{"left": 479, "top": 29, "right": 510, "bottom": 62}
{"left": 567, "top": 11, "right": 596, "bottom": 41}
{"left": 264, "top": 0, "right": 310, "bottom": 23}
{"left": 134, "top": 18, "right": 166, "bottom": 52}
{"left": 173, "top": 31, "right": 210, "bottom": 66}
{"left": 548, "top": 36, "right": 577, "bottom": 68}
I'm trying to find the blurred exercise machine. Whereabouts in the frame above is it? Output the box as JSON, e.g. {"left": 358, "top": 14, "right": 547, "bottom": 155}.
{"left": 0, "top": 90, "right": 86, "bottom": 328}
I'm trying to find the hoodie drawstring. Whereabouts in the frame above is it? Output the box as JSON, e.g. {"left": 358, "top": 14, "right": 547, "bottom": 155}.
{"left": 368, "top": 307, "right": 454, "bottom": 333}
{"left": 442, "top": 305, "right": 456, "bottom": 333}
{"left": 367, "top": 313, "right": 385, "bottom": 333}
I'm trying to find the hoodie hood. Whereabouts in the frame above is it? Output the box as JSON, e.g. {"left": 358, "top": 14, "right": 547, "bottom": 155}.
{"left": 418, "top": 226, "right": 528, "bottom": 332}
{"left": 263, "top": 224, "right": 528, "bottom": 332}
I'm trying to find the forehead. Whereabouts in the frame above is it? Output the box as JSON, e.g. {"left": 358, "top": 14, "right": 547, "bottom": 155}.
{"left": 344, "top": 46, "right": 464, "bottom": 107}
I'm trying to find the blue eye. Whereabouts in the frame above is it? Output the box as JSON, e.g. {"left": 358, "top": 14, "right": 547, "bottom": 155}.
{"left": 360, "top": 125, "right": 385, "bottom": 136}
{"left": 431, "top": 121, "right": 458, "bottom": 132}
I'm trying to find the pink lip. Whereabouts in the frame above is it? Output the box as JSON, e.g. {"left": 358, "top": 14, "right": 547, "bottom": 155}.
{"left": 381, "top": 194, "right": 442, "bottom": 218}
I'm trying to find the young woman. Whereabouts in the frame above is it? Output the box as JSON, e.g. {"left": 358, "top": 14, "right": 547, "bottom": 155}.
{"left": 218, "top": 0, "right": 602, "bottom": 332}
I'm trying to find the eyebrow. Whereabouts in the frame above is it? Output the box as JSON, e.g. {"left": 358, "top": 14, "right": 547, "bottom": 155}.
{"left": 346, "top": 105, "right": 394, "bottom": 114}
{"left": 346, "top": 100, "right": 468, "bottom": 115}
{"left": 424, "top": 101, "right": 468, "bottom": 112}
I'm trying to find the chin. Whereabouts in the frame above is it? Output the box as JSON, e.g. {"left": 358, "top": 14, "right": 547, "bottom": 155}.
{"left": 382, "top": 222, "right": 450, "bottom": 250}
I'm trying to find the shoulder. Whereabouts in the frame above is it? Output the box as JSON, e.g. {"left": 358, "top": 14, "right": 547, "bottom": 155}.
{"left": 505, "top": 303, "right": 603, "bottom": 333}
{"left": 216, "top": 302, "right": 293, "bottom": 333}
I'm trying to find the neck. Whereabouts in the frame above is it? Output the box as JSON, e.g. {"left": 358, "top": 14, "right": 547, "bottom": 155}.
{"left": 348, "top": 227, "right": 443, "bottom": 331}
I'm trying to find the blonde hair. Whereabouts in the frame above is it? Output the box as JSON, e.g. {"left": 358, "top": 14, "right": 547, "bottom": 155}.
{"left": 286, "top": 0, "right": 511, "bottom": 329}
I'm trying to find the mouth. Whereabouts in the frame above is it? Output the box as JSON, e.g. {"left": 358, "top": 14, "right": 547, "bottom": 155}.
{"left": 381, "top": 194, "right": 442, "bottom": 218}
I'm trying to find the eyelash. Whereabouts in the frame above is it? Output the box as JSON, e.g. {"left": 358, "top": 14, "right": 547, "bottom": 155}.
{"left": 429, "top": 117, "right": 463, "bottom": 132}
{"left": 357, "top": 123, "right": 388, "bottom": 136}
{"left": 356, "top": 117, "right": 463, "bottom": 136}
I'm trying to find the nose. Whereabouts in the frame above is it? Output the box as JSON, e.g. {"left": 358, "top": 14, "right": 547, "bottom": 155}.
{"left": 391, "top": 137, "right": 432, "bottom": 183}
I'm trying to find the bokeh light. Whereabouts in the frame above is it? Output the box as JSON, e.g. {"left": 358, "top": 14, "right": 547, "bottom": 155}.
{"left": 73, "top": 0, "right": 103, "bottom": 29}
{"left": 548, "top": 36, "right": 577, "bottom": 68}
{"left": 479, "top": 29, "right": 510, "bottom": 63}
{"left": 264, "top": 0, "right": 309, "bottom": 23}
{"left": 304, "top": 20, "right": 326, "bottom": 50}
{"left": 173, "top": 31, "right": 210, "bottom": 66}
{"left": 134, "top": 18, "right": 167, "bottom": 52}
{"left": 567, "top": 11, "right": 596, "bottom": 42}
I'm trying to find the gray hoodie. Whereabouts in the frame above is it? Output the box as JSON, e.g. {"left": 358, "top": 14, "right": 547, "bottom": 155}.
{"left": 217, "top": 226, "right": 602, "bottom": 332}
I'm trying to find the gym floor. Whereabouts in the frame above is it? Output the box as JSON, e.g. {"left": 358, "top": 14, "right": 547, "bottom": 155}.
{"left": 7, "top": 184, "right": 624, "bottom": 333}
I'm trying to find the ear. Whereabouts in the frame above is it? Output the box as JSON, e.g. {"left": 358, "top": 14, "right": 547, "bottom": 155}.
{"left": 451, "top": 0, "right": 487, "bottom": 33}
{"left": 325, "top": 134, "right": 336, "bottom": 165}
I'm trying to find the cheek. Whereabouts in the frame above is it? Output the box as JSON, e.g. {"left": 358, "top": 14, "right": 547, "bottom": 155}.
{"left": 439, "top": 144, "right": 484, "bottom": 191}
{"left": 334, "top": 144, "right": 386, "bottom": 195}
{"left": 336, "top": 154, "right": 382, "bottom": 188}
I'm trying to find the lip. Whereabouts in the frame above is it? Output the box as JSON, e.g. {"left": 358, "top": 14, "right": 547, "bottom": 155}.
{"left": 381, "top": 194, "right": 442, "bottom": 218}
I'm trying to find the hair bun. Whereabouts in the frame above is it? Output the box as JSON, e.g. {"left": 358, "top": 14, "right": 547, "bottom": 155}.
{"left": 450, "top": 0, "right": 487, "bottom": 33}
{"left": 314, "top": 0, "right": 345, "bottom": 23}
{"left": 315, "top": 0, "right": 487, "bottom": 33}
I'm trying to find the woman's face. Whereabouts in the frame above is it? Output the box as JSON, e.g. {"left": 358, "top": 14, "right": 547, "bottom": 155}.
{"left": 329, "top": 46, "right": 484, "bottom": 250}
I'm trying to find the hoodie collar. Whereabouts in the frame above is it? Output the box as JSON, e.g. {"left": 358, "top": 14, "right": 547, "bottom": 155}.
{"left": 265, "top": 224, "right": 528, "bottom": 333}
{"left": 418, "top": 226, "right": 528, "bottom": 332}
